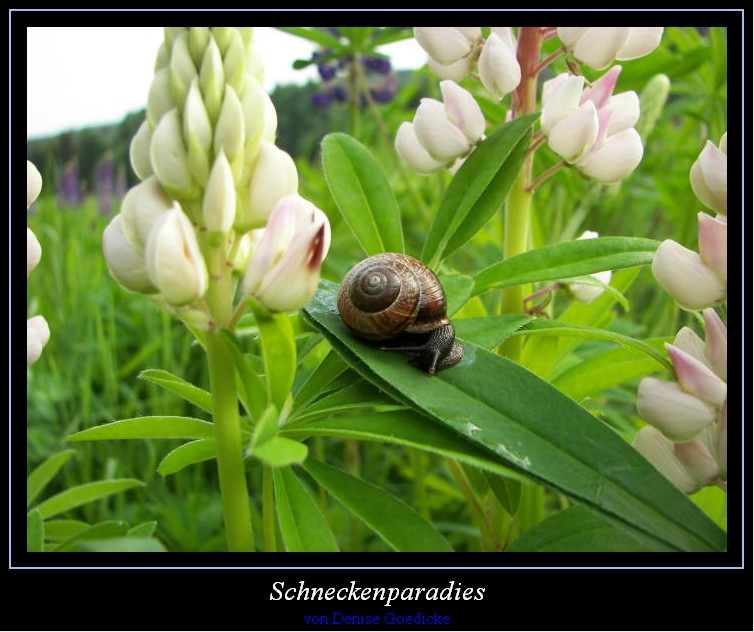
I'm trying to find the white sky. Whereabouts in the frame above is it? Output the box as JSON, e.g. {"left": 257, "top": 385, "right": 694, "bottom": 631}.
{"left": 26, "top": 27, "right": 427, "bottom": 139}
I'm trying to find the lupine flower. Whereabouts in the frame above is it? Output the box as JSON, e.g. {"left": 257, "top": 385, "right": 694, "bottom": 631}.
{"left": 102, "top": 214, "right": 157, "bottom": 294}
{"left": 565, "top": 231, "right": 612, "bottom": 303}
{"left": 634, "top": 308, "right": 727, "bottom": 492}
{"left": 396, "top": 80, "right": 485, "bottom": 173}
{"left": 242, "top": 195, "right": 331, "bottom": 312}
{"left": 414, "top": 27, "right": 480, "bottom": 69}
{"left": 558, "top": 27, "right": 663, "bottom": 70}
{"left": 541, "top": 67, "right": 643, "bottom": 182}
{"left": 27, "top": 160, "right": 50, "bottom": 367}
{"left": 478, "top": 28, "right": 521, "bottom": 100}
{"left": 690, "top": 132, "right": 727, "bottom": 216}
{"left": 652, "top": 213, "right": 727, "bottom": 311}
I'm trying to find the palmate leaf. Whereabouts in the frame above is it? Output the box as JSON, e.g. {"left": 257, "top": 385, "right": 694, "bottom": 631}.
{"left": 303, "top": 282, "right": 726, "bottom": 552}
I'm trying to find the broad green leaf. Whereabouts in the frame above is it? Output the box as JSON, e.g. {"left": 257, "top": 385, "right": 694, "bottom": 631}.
{"left": 78, "top": 537, "right": 167, "bottom": 552}
{"left": 127, "top": 521, "right": 158, "bottom": 538}
{"left": 485, "top": 472, "right": 522, "bottom": 517}
{"left": 53, "top": 521, "right": 129, "bottom": 552}
{"left": 27, "top": 449, "right": 76, "bottom": 508}
{"left": 553, "top": 339, "right": 669, "bottom": 401}
{"left": 303, "top": 282, "right": 726, "bottom": 552}
{"left": 514, "top": 320, "right": 672, "bottom": 373}
{"left": 43, "top": 519, "right": 90, "bottom": 542}
{"left": 251, "top": 404, "right": 279, "bottom": 449}
{"left": 322, "top": 133, "right": 404, "bottom": 255}
{"left": 453, "top": 315, "right": 532, "bottom": 350}
{"left": 273, "top": 466, "right": 339, "bottom": 552}
{"left": 422, "top": 114, "right": 537, "bottom": 268}
{"left": 27, "top": 509, "right": 44, "bottom": 552}
{"left": 303, "top": 458, "right": 453, "bottom": 552}
{"left": 253, "top": 437, "right": 308, "bottom": 467}
{"left": 221, "top": 329, "right": 267, "bottom": 421}
{"left": 66, "top": 416, "right": 214, "bottom": 442}
{"left": 35, "top": 480, "right": 144, "bottom": 520}
{"left": 158, "top": 438, "right": 217, "bottom": 476}
{"left": 286, "top": 411, "right": 524, "bottom": 483}
{"left": 439, "top": 274, "right": 475, "bottom": 317}
{"left": 473, "top": 237, "right": 659, "bottom": 296}
{"left": 506, "top": 505, "right": 675, "bottom": 552}
{"left": 252, "top": 303, "right": 296, "bottom": 412}
{"left": 287, "top": 381, "right": 403, "bottom": 426}
{"left": 293, "top": 349, "right": 349, "bottom": 411}
{"left": 138, "top": 368, "right": 213, "bottom": 414}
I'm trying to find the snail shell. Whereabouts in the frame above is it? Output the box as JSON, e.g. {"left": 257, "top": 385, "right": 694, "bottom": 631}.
{"left": 337, "top": 253, "right": 462, "bottom": 374}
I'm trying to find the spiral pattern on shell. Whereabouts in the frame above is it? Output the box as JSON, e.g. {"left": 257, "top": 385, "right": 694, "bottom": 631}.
{"left": 337, "top": 253, "right": 449, "bottom": 340}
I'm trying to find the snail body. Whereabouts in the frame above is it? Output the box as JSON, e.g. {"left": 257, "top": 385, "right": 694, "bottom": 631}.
{"left": 337, "top": 253, "right": 463, "bottom": 375}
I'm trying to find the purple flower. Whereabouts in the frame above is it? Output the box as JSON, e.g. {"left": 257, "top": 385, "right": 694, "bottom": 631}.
{"left": 363, "top": 56, "right": 392, "bottom": 75}
{"left": 311, "top": 92, "right": 331, "bottom": 109}
{"left": 318, "top": 63, "right": 337, "bottom": 82}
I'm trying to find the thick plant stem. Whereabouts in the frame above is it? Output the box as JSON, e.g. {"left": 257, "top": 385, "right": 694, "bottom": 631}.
{"left": 206, "top": 331, "right": 254, "bottom": 552}
{"left": 500, "top": 27, "right": 543, "bottom": 361}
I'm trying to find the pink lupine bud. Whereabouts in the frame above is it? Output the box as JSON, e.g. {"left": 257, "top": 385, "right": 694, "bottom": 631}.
{"left": 715, "top": 399, "right": 727, "bottom": 480}
{"left": 671, "top": 326, "right": 707, "bottom": 365}
{"left": 478, "top": 30, "right": 521, "bottom": 100}
{"left": 651, "top": 239, "right": 725, "bottom": 310}
{"left": 666, "top": 343, "right": 727, "bottom": 408}
{"left": 27, "top": 161, "right": 42, "bottom": 209}
{"left": 242, "top": 195, "right": 331, "bottom": 312}
{"left": 615, "top": 27, "right": 664, "bottom": 61}
{"left": 703, "top": 308, "right": 727, "bottom": 382}
{"left": 27, "top": 315, "right": 50, "bottom": 367}
{"left": 427, "top": 56, "right": 473, "bottom": 82}
{"left": 673, "top": 436, "right": 720, "bottom": 491}
{"left": 395, "top": 122, "right": 446, "bottom": 174}
{"left": 575, "top": 127, "right": 644, "bottom": 183}
{"left": 413, "top": 27, "right": 479, "bottom": 66}
{"left": 558, "top": 27, "right": 662, "bottom": 70}
{"left": 440, "top": 80, "right": 486, "bottom": 143}
{"left": 27, "top": 228, "right": 41, "bottom": 276}
{"left": 102, "top": 214, "right": 157, "bottom": 294}
{"left": 632, "top": 425, "right": 701, "bottom": 494}
{"left": 690, "top": 133, "right": 727, "bottom": 215}
{"left": 145, "top": 206, "right": 208, "bottom": 306}
{"left": 697, "top": 212, "right": 727, "bottom": 285}
{"left": 548, "top": 101, "right": 599, "bottom": 163}
{"left": 636, "top": 377, "right": 718, "bottom": 442}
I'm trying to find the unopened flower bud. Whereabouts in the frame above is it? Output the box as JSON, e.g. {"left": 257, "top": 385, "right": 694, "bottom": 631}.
{"left": 697, "top": 212, "right": 727, "bottom": 286}
{"left": 27, "top": 228, "right": 41, "bottom": 276}
{"left": 27, "top": 315, "right": 50, "bottom": 367}
{"left": 214, "top": 84, "right": 245, "bottom": 162}
{"left": 652, "top": 239, "right": 725, "bottom": 310}
{"left": 242, "top": 195, "right": 331, "bottom": 312}
{"left": 575, "top": 127, "right": 644, "bottom": 183}
{"left": 203, "top": 151, "right": 236, "bottom": 242}
{"left": 413, "top": 98, "right": 472, "bottom": 162}
{"left": 189, "top": 27, "right": 211, "bottom": 67}
{"left": 565, "top": 231, "right": 612, "bottom": 302}
{"left": 145, "top": 206, "right": 208, "bottom": 306}
{"left": 673, "top": 435, "right": 720, "bottom": 491}
{"left": 666, "top": 343, "right": 727, "bottom": 409}
{"left": 395, "top": 122, "right": 446, "bottom": 174}
{"left": 199, "top": 38, "right": 225, "bottom": 124}
{"left": 440, "top": 80, "right": 486, "bottom": 143}
{"left": 120, "top": 176, "right": 174, "bottom": 254}
{"left": 169, "top": 31, "right": 197, "bottom": 107}
{"left": 102, "top": 214, "right": 157, "bottom": 294}
{"left": 632, "top": 425, "right": 704, "bottom": 494}
{"left": 715, "top": 400, "right": 727, "bottom": 480}
{"left": 130, "top": 121, "right": 154, "bottom": 180}
{"left": 27, "top": 161, "right": 42, "bottom": 209}
{"left": 240, "top": 141, "right": 299, "bottom": 232}
{"left": 703, "top": 308, "right": 727, "bottom": 382}
{"left": 222, "top": 29, "right": 247, "bottom": 94}
{"left": 147, "top": 68, "right": 173, "bottom": 128}
{"left": 150, "top": 108, "right": 196, "bottom": 199}
{"left": 558, "top": 27, "right": 662, "bottom": 70}
{"left": 478, "top": 30, "right": 521, "bottom": 100}
{"left": 414, "top": 27, "right": 479, "bottom": 66}
{"left": 427, "top": 56, "right": 473, "bottom": 82}
{"left": 690, "top": 133, "right": 727, "bottom": 215}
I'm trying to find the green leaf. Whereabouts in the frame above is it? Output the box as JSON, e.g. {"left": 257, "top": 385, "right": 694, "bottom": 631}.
{"left": 27, "top": 449, "right": 76, "bottom": 508}
{"left": 287, "top": 410, "right": 523, "bottom": 483}
{"left": 322, "top": 133, "right": 404, "bottom": 256}
{"left": 138, "top": 368, "right": 213, "bottom": 413}
{"left": 553, "top": 339, "right": 669, "bottom": 401}
{"left": 438, "top": 274, "right": 475, "bottom": 317}
{"left": 253, "top": 437, "right": 309, "bottom": 467}
{"left": 52, "top": 521, "right": 130, "bottom": 552}
{"left": 78, "top": 537, "right": 167, "bottom": 552}
{"left": 158, "top": 438, "right": 217, "bottom": 476}
{"left": 35, "top": 480, "right": 144, "bottom": 520}
{"left": 43, "top": 519, "right": 90, "bottom": 542}
{"left": 514, "top": 320, "right": 672, "bottom": 373}
{"left": 27, "top": 509, "right": 44, "bottom": 552}
{"left": 251, "top": 404, "right": 280, "bottom": 449}
{"left": 506, "top": 505, "right": 675, "bottom": 552}
{"left": 293, "top": 349, "right": 349, "bottom": 411}
{"left": 127, "top": 521, "right": 158, "bottom": 538}
{"left": 66, "top": 416, "right": 214, "bottom": 442}
{"left": 453, "top": 315, "right": 532, "bottom": 350}
{"left": 422, "top": 114, "right": 537, "bottom": 268}
{"left": 485, "top": 472, "right": 522, "bottom": 517}
{"left": 303, "top": 458, "right": 452, "bottom": 552}
{"left": 472, "top": 236, "right": 659, "bottom": 296}
{"left": 273, "top": 466, "right": 339, "bottom": 552}
{"left": 252, "top": 303, "right": 296, "bottom": 412}
{"left": 221, "top": 329, "right": 267, "bottom": 421}
{"left": 287, "top": 381, "right": 402, "bottom": 426}
{"left": 303, "top": 282, "right": 726, "bottom": 552}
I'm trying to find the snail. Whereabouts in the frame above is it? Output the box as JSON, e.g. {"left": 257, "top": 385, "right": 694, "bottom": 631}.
{"left": 337, "top": 253, "right": 463, "bottom": 375}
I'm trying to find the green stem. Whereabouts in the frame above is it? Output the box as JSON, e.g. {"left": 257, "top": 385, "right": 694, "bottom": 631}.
{"left": 344, "top": 438, "right": 363, "bottom": 550}
{"left": 206, "top": 331, "right": 254, "bottom": 551}
{"left": 446, "top": 459, "right": 496, "bottom": 551}
{"left": 263, "top": 465, "right": 277, "bottom": 552}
